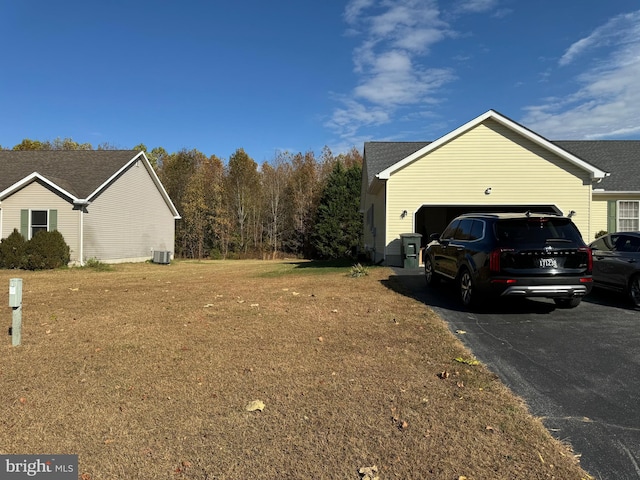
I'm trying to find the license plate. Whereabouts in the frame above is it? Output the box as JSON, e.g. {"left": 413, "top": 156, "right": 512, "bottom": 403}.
{"left": 538, "top": 258, "right": 557, "bottom": 268}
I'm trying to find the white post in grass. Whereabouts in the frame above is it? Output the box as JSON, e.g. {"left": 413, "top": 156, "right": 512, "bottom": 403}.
{"left": 9, "top": 278, "right": 22, "bottom": 347}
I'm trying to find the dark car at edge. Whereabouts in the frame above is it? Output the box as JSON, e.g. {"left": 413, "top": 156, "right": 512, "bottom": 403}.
{"left": 589, "top": 232, "right": 640, "bottom": 308}
{"left": 424, "top": 212, "right": 593, "bottom": 309}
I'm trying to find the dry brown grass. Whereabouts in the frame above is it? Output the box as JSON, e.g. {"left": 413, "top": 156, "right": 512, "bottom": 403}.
{"left": 0, "top": 260, "right": 591, "bottom": 479}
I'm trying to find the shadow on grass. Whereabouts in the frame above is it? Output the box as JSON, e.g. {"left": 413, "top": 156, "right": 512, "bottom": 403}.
{"left": 288, "top": 258, "right": 360, "bottom": 269}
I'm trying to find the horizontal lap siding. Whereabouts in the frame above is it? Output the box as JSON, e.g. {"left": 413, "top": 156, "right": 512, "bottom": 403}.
{"left": 591, "top": 193, "right": 640, "bottom": 238}
{"left": 386, "top": 120, "right": 593, "bottom": 255}
{"left": 1, "top": 183, "right": 80, "bottom": 262}
{"left": 590, "top": 197, "right": 608, "bottom": 238}
{"left": 83, "top": 161, "right": 175, "bottom": 262}
{"left": 363, "top": 184, "right": 387, "bottom": 263}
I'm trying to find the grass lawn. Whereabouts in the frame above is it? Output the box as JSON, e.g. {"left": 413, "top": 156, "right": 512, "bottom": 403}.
{"left": 0, "top": 260, "right": 591, "bottom": 479}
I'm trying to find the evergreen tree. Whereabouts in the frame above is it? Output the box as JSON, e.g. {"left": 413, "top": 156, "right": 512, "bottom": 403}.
{"left": 311, "top": 161, "right": 363, "bottom": 259}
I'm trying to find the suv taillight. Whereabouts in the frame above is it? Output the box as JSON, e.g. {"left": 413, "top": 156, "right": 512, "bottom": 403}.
{"left": 490, "top": 248, "right": 513, "bottom": 273}
{"left": 579, "top": 246, "right": 593, "bottom": 273}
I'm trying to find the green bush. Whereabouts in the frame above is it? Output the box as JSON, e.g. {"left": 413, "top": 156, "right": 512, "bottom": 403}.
{"left": 24, "top": 230, "right": 70, "bottom": 270}
{"left": 84, "top": 257, "right": 113, "bottom": 271}
{"left": 594, "top": 230, "right": 607, "bottom": 239}
{"left": 0, "top": 229, "right": 27, "bottom": 269}
{"left": 349, "top": 263, "right": 369, "bottom": 278}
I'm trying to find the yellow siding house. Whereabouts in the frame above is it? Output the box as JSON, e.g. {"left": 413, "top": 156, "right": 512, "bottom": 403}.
{"left": 362, "top": 110, "right": 640, "bottom": 266}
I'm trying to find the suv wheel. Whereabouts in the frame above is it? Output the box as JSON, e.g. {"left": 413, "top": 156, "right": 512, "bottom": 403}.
{"left": 458, "top": 268, "right": 474, "bottom": 307}
{"left": 553, "top": 297, "right": 582, "bottom": 308}
{"left": 628, "top": 274, "right": 640, "bottom": 308}
{"left": 424, "top": 256, "right": 440, "bottom": 287}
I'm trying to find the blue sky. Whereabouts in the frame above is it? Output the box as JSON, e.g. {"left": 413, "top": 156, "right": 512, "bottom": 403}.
{"left": 1, "top": 1, "right": 639, "bottom": 163}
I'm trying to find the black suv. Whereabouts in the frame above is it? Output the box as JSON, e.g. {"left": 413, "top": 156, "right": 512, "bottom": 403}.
{"left": 424, "top": 212, "right": 593, "bottom": 309}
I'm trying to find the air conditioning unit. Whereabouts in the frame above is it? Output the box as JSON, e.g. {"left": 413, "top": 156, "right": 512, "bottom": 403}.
{"left": 152, "top": 250, "right": 171, "bottom": 264}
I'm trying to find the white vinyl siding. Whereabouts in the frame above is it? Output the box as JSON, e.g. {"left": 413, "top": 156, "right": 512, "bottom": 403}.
{"left": 1, "top": 182, "right": 80, "bottom": 262}
{"left": 83, "top": 160, "right": 175, "bottom": 263}
{"left": 385, "top": 119, "right": 594, "bottom": 257}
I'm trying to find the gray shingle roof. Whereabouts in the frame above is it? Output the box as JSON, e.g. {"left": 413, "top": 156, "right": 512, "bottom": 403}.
{"left": 363, "top": 141, "right": 429, "bottom": 185}
{"left": 0, "top": 150, "right": 138, "bottom": 200}
{"left": 364, "top": 140, "right": 640, "bottom": 192}
{"left": 552, "top": 141, "right": 640, "bottom": 191}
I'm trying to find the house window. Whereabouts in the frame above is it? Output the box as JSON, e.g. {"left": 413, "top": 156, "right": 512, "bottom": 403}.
{"left": 618, "top": 201, "right": 639, "bottom": 231}
{"left": 31, "top": 210, "right": 49, "bottom": 237}
{"left": 21, "top": 209, "right": 57, "bottom": 239}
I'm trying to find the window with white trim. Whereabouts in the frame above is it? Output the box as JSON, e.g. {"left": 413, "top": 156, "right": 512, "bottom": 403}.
{"left": 31, "top": 210, "right": 48, "bottom": 238}
{"left": 618, "top": 200, "right": 639, "bottom": 231}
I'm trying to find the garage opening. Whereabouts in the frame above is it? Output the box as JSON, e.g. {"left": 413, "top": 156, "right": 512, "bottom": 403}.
{"left": 415, "top": 204, "right": 561, "bottom": 248}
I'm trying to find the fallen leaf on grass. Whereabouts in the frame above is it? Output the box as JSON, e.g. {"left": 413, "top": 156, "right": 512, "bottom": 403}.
{"left": 454, "top": 357, "right": 479, "bottom": 366}
{"left": 438, "top": 371, "right": 450, "bottom": 379}
{"left": 245, "top": 400, "right": 265, "bottom": 412}
{"left": 358, "top": 465, "right": 379, "bottom": 480}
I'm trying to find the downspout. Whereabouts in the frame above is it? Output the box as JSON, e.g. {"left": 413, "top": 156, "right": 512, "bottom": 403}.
{"left": 383, "top": 181, "right": 387, "bottom": 264}
{"left": 79, "top": 206, "right": 84, "bottom": 266}
{"left": 75, "top": 200, "right": 89, "bottom": 266}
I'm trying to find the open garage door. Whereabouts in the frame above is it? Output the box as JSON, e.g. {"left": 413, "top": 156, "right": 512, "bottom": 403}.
{"left": 415, "top": 204, "right": 561, "bottom": 248}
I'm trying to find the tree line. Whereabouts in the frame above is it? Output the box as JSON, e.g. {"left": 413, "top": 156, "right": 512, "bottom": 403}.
{"left": 2, "top": 138, "right": 364, "bottom": 260}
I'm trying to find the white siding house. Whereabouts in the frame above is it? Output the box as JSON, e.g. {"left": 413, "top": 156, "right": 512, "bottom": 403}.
{"left": 0, "top": 150, "right": 180, "bottom": 265}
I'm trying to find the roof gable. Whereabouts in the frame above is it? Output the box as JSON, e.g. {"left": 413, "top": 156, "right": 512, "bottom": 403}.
{"left": 371, "top": 110, "right": 609, "bottom": 182}
{"left": 0, "top": 150, "right": 180, "bottom": 217}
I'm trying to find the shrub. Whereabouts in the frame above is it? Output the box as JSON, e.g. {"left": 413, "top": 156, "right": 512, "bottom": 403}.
{"left": 24, "top": 230, "right": 70, "bottom": 270}
{"left": 83, "top": 257, "right": 113, "bottom": 271}
{"left": 594, "top": 230, "right": 607, "bottom": 239}
{"left": 349, "top": 263, "right": 369, "bottom": 278}
{"left": 0, "top": 229, "right": 27, "bottom": 269}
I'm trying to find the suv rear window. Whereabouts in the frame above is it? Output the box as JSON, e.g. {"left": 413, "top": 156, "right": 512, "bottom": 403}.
{"left": 495, "top": 217, "right": 583, "bottom": 247}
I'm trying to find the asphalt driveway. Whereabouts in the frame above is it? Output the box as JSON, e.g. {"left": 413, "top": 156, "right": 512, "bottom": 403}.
{"left": 387, "top": 267, "right": 640, "bottom": 480}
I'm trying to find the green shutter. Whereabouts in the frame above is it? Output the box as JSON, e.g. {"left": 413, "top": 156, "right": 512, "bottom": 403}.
{"left": 20, "top": 210, "right": 28, "bottom": 238}
{"left": 607, "top": 200, "right": 617, "bottom": 233}
{"left": 49, "top": 209, "right": 57, "bottom": 230}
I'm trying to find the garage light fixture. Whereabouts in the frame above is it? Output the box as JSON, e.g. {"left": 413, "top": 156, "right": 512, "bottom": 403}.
{"left": 401, "top": 210, "right": 408, "bottom": 218}
{"left": 485, "top": 187, "right": 492, "bottom": 195}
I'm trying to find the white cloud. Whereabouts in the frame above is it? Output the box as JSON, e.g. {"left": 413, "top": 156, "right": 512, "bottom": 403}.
{"left": 329, "top": 0, "right": 455, "bottom": 145}
{"left": 325, "top": 96, "right": 390, "bottom": 140}
{"left": 523, "top": 10, "right": 640, "bottom": 139}
{"left": 344, "top": 0, "right": 376, "bottom": 25}
{"left": 354, "top": 50, "right": 454, "bottom": 105}
{"left": 559, "top": 11, "right": 640, "bottom": 66}
{"left": 455, "top": 0, "right": 498, "bottom": 14}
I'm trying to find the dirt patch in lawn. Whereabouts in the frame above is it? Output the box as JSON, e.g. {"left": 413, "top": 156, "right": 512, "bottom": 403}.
{"left": 0, "top": 260, "right": 590, "bottom": 479}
